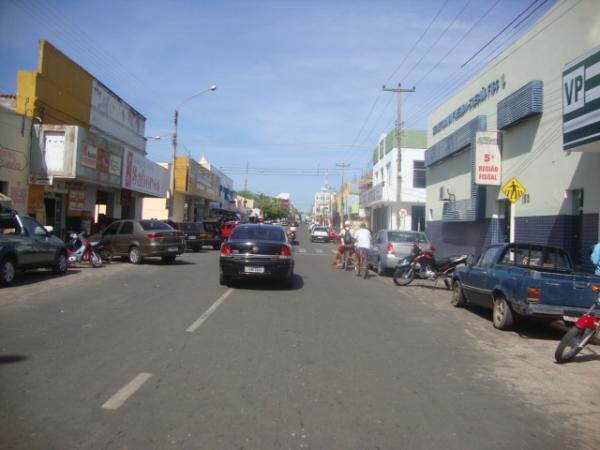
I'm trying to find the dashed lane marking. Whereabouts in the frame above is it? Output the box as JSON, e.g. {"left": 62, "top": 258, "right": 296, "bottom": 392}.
{"left": 102, "top": 372, "right": 153, "bottom": 410}
{"left": 315, "top": 249, "right": 323, "bottom": 254}
{"left": 186, "top": 288, "right": 235, "bottom": 333}
{"left": 298, "top": 248, "right": 307, "bottom": 253}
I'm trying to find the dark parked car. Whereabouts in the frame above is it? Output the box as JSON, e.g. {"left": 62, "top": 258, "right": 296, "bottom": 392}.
{"left": 219, "top": 224, "right": 294, "bottom": 287}
{"left": 98, "top": 219, "right": 185, "bottom": 264}
{"left": 0, "top": 206, "right": 68, "bottom": 286}
{"left": 167, "top": 221, "right": 205, "bottom": 252}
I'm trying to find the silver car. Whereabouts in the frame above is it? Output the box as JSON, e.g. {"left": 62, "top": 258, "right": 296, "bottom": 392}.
{"left": 370, "top": 229, "right": 430, "bottom": 275}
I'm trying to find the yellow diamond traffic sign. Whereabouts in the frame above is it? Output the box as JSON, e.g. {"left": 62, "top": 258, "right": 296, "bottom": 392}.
{"left": 501, "top": 177, "right": 526, "bottom": 203}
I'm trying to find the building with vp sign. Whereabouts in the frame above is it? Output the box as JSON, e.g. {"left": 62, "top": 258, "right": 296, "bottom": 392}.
{"left": 425, "top": 0, "right": 600, "bottom": 272}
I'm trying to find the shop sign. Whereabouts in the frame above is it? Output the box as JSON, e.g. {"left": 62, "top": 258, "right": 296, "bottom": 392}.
{"left": 0, "top": 146, "right": 26, "bottom": 171}
{"left": 109, "top": 154, "right": 121, "bottom": 176}
{"left": 474, "top": 131, "right": 502, "bottom": 186}
{"left": 563, "top": 46, "right": 600, "bottom": 150}
{"left": 97, "top": 148, "right": 110, "bottom": 173}
{"left": 433, "top": 75, "right": 506, "bottom": 136}
{"left": 122, "top": 148, "right": 168, "bottom": 197}
{"left": 68, "top": 189, "right": 85, "bottom": 211}
{"left": 81, "top": 144, "right": 97, "bottom": 168}
{"left": 29, "top": 174, "right": 53, "bottom": 185}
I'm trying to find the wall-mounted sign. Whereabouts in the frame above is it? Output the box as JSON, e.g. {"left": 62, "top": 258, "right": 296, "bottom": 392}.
{"left": 29, "top": 174, "right": 53, "bottom": 185}
{"left": 0, "top": 146, "right": 26, "bottom": 171}
{"left": 474, "top": 131, "right": 502, "bottom": 186}
{"left": 96, "top": 148, "right": 110, "bottom": 173}
{"left": 68, "top": 189, "right": 85, "bottom": 211}
{"left": 109, "top": 154, "right": 121, "bottom": 176}
{"left": 122, "top": 148, "right": 168, "bottom": 197}
{"left": 433, "top": 75, "right": 506, "bottom": 135}
{"left": 563, "top": 46, "right": 600, "bottom": 151}
{"left": 81, "top": 144, "right": 97, "bottom": 168}
{"left": 501, "top": 177, "right": 526, "bottom": 204}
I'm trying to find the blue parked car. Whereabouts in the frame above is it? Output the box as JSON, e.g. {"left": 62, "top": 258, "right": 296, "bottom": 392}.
{"left": 451, "top": 243, "right": 599, "bottom": 330}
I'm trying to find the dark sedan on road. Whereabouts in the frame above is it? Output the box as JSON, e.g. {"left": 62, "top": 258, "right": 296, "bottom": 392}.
{"left": 219, "top": 224, "right": 294, "bottom": 287}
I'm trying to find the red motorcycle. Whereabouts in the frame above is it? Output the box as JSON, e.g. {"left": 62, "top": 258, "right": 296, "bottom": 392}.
{"left": 555, "top": 284, "right": 600, "bottom": 363}
{"left": 393, "top": 242, "right": 467, "bottom": 288}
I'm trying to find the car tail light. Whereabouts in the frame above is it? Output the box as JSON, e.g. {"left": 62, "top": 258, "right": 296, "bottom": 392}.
{"left": 387, "top": 243, "right": 394, "bottom": 254}
{"left": 147, "top": 233, "right": 159, "bottom": 239}
{"left": 220, "top": 244, "right": 232, "bottom": 256}
{"left": 527, "top": 287, "right": 540, "bottom": 303}
{"left": 280, "top": 246, "right": 292, "bottom": 258}
{"left": 592, "top": 284, "right": 600, "bottom": 292}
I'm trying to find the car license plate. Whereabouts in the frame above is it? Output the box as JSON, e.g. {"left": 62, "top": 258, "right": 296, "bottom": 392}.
{"left": 244, "top": 266, "right": 264, "bottom": 273}
{"left": 187, "top": 236, "right": 196, "bottom": 240}
{"left": 168, "top": 246, "right": 178, "bottom": 252}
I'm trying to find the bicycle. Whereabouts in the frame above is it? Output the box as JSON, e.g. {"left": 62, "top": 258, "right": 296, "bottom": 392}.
{"left": 342, "top": 245, "right": 355, "bottom": 271}
{"left": 354, "top": 247, "right": 369, "bottom": 279}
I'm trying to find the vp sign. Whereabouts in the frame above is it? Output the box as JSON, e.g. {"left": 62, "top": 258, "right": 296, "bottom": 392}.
{"left": 563, "top": 66, "right": 585, "bottom": 115}
{"left": 562, "top": 46, "right": 600, "bottom": 151}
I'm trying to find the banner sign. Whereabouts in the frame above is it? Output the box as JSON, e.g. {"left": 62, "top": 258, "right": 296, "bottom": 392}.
{"left": 68, "top": 190, "right": 84, "bottom": 211}
{"left": 475, "top": 131, "right": 502, "bottom": 186}
{"left": 109, "top": 153, "right": 121, "bottom": 176}
{"left": 563, "top": 46, "right": 600, "bottom": 151}
{"left": 81, "top": 144, "right": 97, "bottom": 168}
{"left": 96, "top": 148, "right": 110, "bottom": 173}
{"left": 122, "top": 148, "right": 168, "bottom": 197}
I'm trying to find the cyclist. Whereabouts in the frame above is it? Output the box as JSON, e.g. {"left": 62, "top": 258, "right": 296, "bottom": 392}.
{"left": 354, "top": 222, "right": 371, "bottom": 275}
{"left": 337, "top": 221, "right": 354, "bottom": 269}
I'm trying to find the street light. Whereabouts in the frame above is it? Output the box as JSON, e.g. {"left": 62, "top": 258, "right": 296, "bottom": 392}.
{"left": 169, "top": 85, "right": 217, "bottom": 219}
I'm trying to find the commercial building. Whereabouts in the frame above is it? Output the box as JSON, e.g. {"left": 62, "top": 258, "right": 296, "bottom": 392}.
{"left": 425, "top": 0, "right": 600, "bottom": 271}
{"left": 312, "top": 187, "right": 336, "bottom": 225}
{"left": 200, "top": 155, "right": 237, "bottom": 212}
{"left": 360, "top": 130, "right": 427, "bottom": 232}
{"left": 142, "top": 155, "right": 219, "bottom": 222}
{"left": 13, "top": 40, "right": 168, "bottom": 238}
{"left": 0, "top": 96, "right": 30, "bottom": 214}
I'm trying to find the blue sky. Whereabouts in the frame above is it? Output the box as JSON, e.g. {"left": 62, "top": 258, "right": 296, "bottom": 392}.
{"left": 0, "top": 0, "right": 555, "bottom": 211}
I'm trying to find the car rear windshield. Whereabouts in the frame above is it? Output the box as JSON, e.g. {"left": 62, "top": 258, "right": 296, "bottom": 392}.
{"left": 230, "top": 226, "right": 285, "bottom": 242}
{"left": 314, "top": 227, "right": 328, "bottom": 232}
{"left": 388, "top": 231, "right": 429, "bottom": 243}
{"left": 178, "top": 222, "right": 202, "bottom": 232}
{"left": 139, "top": 220, "right": 173, "bottom": 231}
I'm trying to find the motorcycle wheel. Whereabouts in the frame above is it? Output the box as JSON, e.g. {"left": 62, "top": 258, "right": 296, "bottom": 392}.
{"left": 90, "top": 252, "right": 103, "bottom": 268}
{"left": 393, "top": 267, "right": 414, "bottom": 286}
{"left": 555, "top": 326, "right": 593, "bottom": 363}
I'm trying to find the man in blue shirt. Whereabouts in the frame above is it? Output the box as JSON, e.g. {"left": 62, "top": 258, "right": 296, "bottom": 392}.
{"left": 591, "top": 242, "right": 600, "bottom": 276}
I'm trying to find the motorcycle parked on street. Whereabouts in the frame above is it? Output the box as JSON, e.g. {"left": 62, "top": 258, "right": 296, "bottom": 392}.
{"left": 66, "top": 232, "right": 110, "bottom": 267}
{"left": 393, "top": 242, "right": 467, "bottom": 288}
{"left": 554, "top": 284, "right": 600, "bottom": 363}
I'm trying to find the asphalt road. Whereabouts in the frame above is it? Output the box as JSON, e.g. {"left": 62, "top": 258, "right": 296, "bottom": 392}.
{"left": 1, "top": 225, "right": 598, "bottom": 449}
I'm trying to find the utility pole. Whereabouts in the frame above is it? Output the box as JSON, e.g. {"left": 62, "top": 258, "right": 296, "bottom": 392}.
{"left": 336, "top": 162, "right": 350, "bottom": 223}
{"left": 382, "top": 83, "right": 415, "bottom": 229}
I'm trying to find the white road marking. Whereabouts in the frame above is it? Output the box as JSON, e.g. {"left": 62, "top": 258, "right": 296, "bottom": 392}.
{"left": 464, "top": 329, "right": 476, "bottom": 339}
{"left": 102, "top": 372, "right": 153, "bottom": 410}
{"left": 186, "top": 288, "right": 235, "bottom": 333}
{"left": 330, "top": 249, "right": 337, "bottom": 254}
{"left": 315, "top": 248, "right": 323, "bottom": 254}
{"left": 298, "top": 248, "right": 307, "bottom": 253}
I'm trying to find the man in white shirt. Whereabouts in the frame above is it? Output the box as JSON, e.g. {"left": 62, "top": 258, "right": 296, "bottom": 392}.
{"left": 354, "top": 222, "right": 371, "bottom": 252}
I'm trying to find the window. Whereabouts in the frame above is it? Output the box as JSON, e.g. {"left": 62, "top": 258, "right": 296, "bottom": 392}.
{"left": 387, "top": 231, "right": 429, "bottom": 244}
{"left": 140, "top": 220, "right": 173, "bottom": 231}
{"left": 413, "top": 161, "right": 426, "bottom": 188}
{"left": 103, "top": 222, "right": 120, "bottom": 235}
{"left": 478, "top": 247, "right": 498, "bottom": 268}
{"left": 119, "top": 221, "right": 134, "bottom": 234}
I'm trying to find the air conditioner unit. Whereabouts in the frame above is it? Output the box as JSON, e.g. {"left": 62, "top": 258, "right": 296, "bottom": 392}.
{"left": 439, "top": 186, "right": 448, "bottom": 201}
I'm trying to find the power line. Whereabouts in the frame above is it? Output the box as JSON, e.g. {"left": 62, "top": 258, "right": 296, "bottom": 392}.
{"left": 461, "top": 0, "right": 542, "bottom": 68}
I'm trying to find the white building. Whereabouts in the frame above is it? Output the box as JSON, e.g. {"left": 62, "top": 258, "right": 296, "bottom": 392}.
{"left": 360, "top": 130, "right": 427, "bottom": 232}
{"left": 425, "top": 0, "right": 600, "bottom": 271}
{"left": 313, "top": 187, "right": 335, "bottom": 225}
